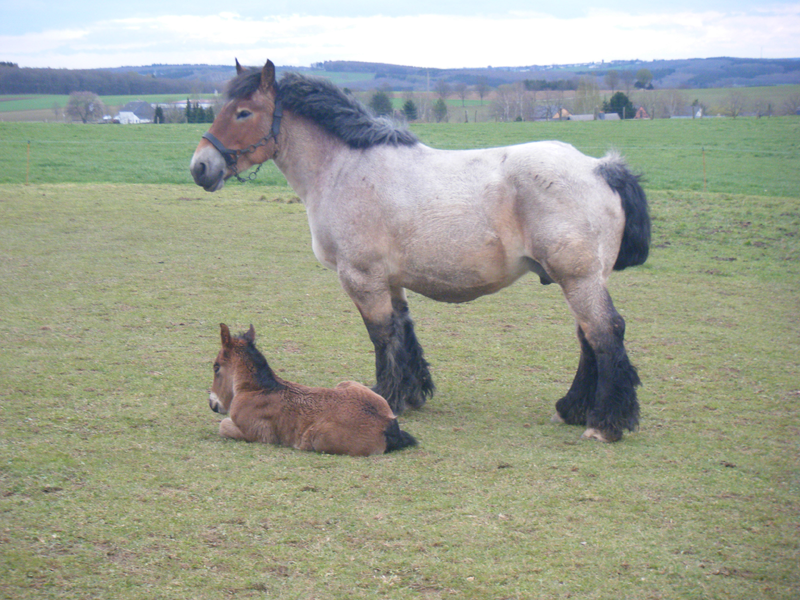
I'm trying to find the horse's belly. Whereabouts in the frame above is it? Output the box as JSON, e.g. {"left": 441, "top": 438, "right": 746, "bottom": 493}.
{"left": 400, "top": 252, "right": 528, "bottom": 303}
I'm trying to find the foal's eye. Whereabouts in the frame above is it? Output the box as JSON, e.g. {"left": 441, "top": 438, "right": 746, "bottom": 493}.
{"left": 213, "top": 363, "right": 220, "bottom": 374}
{"left": 236, "top": 110, "right": 252, "bottom": 120}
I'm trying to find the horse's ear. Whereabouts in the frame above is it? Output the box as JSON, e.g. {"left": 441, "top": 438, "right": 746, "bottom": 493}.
{"left": 245, "top": 324, "right": 256, "bottom": 343}
{"left": 260, "top": 60, "right": 276, "bottom": 92}
{"left": 235, "top": 58, "right": 244, "bottom": 75}
{"left": 220, "top": 323, "right": 232, "bottom": 347}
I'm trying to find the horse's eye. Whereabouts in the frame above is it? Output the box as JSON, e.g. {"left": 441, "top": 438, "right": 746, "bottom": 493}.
{"left": 213, "top": 363, "right": 220, "bottom": 374}
{"left": 236, "top": 110, "right": 252, "bottom": 120}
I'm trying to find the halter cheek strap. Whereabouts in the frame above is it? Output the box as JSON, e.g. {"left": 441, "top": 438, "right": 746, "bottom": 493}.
{"left": 201, "top": 95, "right": 283, "bottom": 182}
{"left": 202, "top": 131, "right": 238, "bottom": 168}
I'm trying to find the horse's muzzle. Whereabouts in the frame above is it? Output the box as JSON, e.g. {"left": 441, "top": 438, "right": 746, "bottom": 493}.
{"left": 190, "top": 148, "right": 226, "bottom": 192}
{"left": 208, "top": 392, "right": 226, "bottom": 414}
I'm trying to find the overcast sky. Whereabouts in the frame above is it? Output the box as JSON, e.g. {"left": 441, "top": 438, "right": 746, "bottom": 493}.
{"left": 2, "top": 1, "right": 799, "bottom": 70}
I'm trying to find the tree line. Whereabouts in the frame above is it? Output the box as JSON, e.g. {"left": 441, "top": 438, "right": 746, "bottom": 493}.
{"left": 0, "top": 64, "right": 216, "bottom": 95}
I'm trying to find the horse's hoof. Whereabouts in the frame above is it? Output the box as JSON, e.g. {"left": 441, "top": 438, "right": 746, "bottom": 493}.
{"left": 581, "top": 427, "right": 614, "bottom": 443}
{"left": 551, "top": 412, "right": 565, "bottom": 424}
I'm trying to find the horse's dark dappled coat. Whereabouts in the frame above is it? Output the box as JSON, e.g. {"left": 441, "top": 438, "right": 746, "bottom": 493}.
{"left": 191, "top": 60, "right": 651, "bottom": 443}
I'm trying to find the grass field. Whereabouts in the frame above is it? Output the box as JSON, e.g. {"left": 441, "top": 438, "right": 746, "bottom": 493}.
{"left": 1, "top": 118, "right": 799, "bottom": 599}
{"left": 1, "top": 117, "right": 799, "bottom": 197}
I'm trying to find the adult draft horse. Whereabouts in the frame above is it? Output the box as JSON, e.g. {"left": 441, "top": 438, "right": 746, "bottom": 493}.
{"left": 191, "top": 60, "right": 651, "bottom": 442}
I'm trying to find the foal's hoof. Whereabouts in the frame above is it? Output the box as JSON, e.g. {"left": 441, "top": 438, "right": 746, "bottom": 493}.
{"left": 581, "top": 427, "right": 620, "bottom": 443}
{"left": 550, "top": 412, "right": 565, "bottom": 424}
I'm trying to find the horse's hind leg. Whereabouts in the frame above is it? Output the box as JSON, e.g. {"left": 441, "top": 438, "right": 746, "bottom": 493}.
{"left": 554, "top": 325, "right": 597, "bottom": 426}
{"left": 557, "top": 282, "right": 640, "bottom": 442}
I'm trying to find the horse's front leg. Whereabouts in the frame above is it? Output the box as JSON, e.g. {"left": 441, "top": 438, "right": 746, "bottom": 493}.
{"left": 340, "top": 274, "right": 434, "bottom": 413}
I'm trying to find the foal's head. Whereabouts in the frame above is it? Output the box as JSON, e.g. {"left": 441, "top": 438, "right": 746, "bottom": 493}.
{"left": 208, "top": 323, "right": 285, "bottom": 414}
{"left": 208, "top": 322, "right": 255, "bottom": 414}
{"left": 190, "top": 60, "right": 280, "bottom": 191}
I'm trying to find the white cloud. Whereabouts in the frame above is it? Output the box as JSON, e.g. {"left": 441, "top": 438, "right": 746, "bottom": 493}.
{"left": 1, "top": 9, "right": 798, "bottom": 69}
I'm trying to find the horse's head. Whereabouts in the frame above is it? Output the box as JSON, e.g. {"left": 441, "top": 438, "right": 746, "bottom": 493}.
{"left": 208, "top": 322, "right": 256, "bottom": 414}
{"left": 190, "top": 60, "right": 282, "bottom": 191}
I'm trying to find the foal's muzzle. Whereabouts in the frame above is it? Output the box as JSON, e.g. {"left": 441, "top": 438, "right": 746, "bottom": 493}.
{"left": 208, "top": 392, "right": 226, "bottom": 414}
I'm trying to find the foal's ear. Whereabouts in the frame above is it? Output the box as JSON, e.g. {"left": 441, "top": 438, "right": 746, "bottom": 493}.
{"left": 260, "top": 60, "right": 276, "bottom": 92}
{"left": 235, "top": 58, "right": 244, "bottom": 75}
{"left": 245, "top": 324, "right": 256, "bottom": 343}
{"left": 220, "top": 323, "right": 232, "bottom": 347}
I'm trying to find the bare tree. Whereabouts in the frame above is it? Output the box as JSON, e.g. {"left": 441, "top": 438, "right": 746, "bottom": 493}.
{"left": 491, "top": 84, "right": 515, "bottom": 121}
{"left": 620, "top": 70, "right": 636, "bottom": 96}
{"left": 573, "top": 76, "right": 600, "bottom": 115}
{"left": 490, "top": 82, "right": 537, "bottom": 121}
{"left": 541, "top": 90, "right": 567, "bottom": 121}
{"left": 781, "top": 92, "right": 800, "bottom": 116}
{"left": 604, "top": 70, "right": 620, "bottom": 94}
{"left": 66, "top": 92, "right": 105, "bottom": 123}
{"left": 657, "top": 89, "right": 686, "bottom": 117}
{"left": 724, "top": 90, "right": 748, "bottom": 118}
{"left": 636, "top": 90, "right": 658, "bottom": 119}
{"left": 454, "top": 82, "right": 468, "bottom": 106}
{"left": 435, "top": 79, "right": 451, "bottom": 101}
{"left": 475, "top": 76, "right": 490, "bottom": 105}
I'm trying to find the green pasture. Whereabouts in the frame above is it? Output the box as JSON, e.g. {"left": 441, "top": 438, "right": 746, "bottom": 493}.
{"left": 1, "top": 119, "right": 799, "bottom": 599}
{"left": 1, "top": 117, "right": 799, "bottom": 197}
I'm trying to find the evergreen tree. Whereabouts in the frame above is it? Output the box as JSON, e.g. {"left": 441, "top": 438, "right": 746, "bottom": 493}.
{"left": 432, "top": 98, "right": 448, "bottom": 123}
{"left": 154, "top": 106, "right": 165, "bottom": 124}
{"left": 369, "top": 90, "right": 393, "bottom": 116}
{"left": 402, "top": 99, "right": 418, "bottom": 121}
{"left": 602, "top": 92, "right": 636, "bottom": 119}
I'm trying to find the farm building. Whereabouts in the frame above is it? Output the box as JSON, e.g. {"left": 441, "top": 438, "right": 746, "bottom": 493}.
{"left": 116, "top": 101, "right": 155, "bottom": 124}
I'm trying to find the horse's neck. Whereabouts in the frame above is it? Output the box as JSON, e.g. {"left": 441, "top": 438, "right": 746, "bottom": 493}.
{"left": 274, "top": 113, "right": 347, "bottom": 202}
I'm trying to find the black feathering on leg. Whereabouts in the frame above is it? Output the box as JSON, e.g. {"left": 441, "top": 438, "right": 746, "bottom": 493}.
{"left": 369, "top": 304, "right": 434, "bottom": 414}
{"left": 585, "top": 312, "right": 641, "bottom": 441}
{"left": 555, "top": 326, "right": 597, "bottom": 426}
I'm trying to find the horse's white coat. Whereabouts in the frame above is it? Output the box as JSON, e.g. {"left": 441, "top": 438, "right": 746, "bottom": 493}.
{"left": 268, "top": 115, "right": 625, "bottom": 310}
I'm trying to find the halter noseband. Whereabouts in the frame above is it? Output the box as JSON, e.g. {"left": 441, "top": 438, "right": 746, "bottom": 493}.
{"left": 202, "top": 96, "right": 283, "bottom": 183}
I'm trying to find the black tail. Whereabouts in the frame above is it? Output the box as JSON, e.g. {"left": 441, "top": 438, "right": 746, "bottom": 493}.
{"left": 383, "top": 419, "right": 418, "bottom": 453}
{"left": 596, "top": 155, "right": 651, "bottom": 270}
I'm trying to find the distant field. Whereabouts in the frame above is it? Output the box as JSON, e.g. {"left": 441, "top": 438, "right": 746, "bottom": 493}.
{"left": 0, "top": 117, "right": 798, "bottom": 198}
{"left": 3, "top": 84, "right": 799, "bottom": 122}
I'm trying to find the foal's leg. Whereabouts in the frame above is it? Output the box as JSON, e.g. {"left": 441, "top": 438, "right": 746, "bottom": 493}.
{"left": 557, "top": 282, "right": 640, "bottom": 442}
{"left": 219, "top": 417, "right": 248, "bottom": 440}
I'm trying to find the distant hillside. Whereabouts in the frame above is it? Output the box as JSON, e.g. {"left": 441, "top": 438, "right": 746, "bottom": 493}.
{"left": 311, "top": 57, "right": 800, "bottom": 91}
{"left": 2, "top": 57, "right": 799, "bottom": 95}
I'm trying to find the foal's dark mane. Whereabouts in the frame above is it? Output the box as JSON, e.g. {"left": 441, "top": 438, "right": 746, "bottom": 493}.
{"left": 227, "top": 69, "right": 419, "bottom": 149}
{"left": 235, "top": 333, "right": 287, "bottom": 392}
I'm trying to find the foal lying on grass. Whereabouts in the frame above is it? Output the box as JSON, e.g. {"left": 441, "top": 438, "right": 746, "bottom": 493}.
{"left": 208, "top": 324, "right": 417, "bottom": 456}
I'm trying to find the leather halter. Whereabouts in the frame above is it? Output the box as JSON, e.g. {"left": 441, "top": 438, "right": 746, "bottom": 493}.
{"left": 201, "top": 96, "right": 283, "bottom": 182}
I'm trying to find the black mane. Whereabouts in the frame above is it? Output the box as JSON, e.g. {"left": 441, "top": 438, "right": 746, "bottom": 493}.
{"left": 226, "top": 69, "right": 418, "bottom": 150}
{"left": 235, "top": 332, "right": 286, "bottom": 392}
